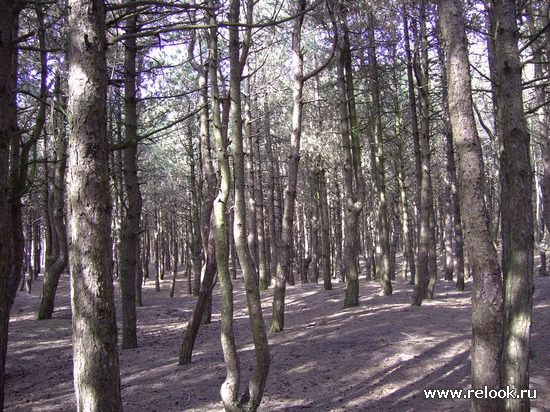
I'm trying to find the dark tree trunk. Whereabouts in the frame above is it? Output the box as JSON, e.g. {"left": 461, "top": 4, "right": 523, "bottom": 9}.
{"left": 0, "top": 1, "right": 22, "bottom": 407}
{"left": 490, "top": 0, "right": 534, "bottom": 409}
{"left": 38, "top": 76, "right": 68, "bottom": 320}
{"left": 119, "top": 2, "right": 142, "bottom": 349}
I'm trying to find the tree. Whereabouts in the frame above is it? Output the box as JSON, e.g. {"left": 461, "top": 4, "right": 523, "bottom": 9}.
{"left": 66, "top": 0, "right": 122, "bottom": 409}
{"left": 38, "top": 74, "right": 69, "bottom": 320}
{"left": 118, "top": 0, "right": 143, "bottom": 349}
{"left": 0, "top": 1, "right": 22, "bottom": 407}
{"left": 272, "top": 0, "right": 334, "bottom": 329}
{"left": 490, "top": 0, "right": 534, "bottom": 409}
{"left": 439, "top": 0, "right": 503, "bottom": 409}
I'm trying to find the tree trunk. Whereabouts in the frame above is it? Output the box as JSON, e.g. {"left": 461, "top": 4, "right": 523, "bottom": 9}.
{"left": 272, "top": 0, "right": 307, "bottom": 331}
{"left": 0, "top": 1, "right": 21, "bottom": 407}
{"left": 317, "top": 159, "right": 332, "bottom": 290}
{"left": 207, "top": 2, "right": 240, "bottom": 410}
{"left": 229, "top": 1, "right": 270, "bottom": 408}
{"left": 367, "top": 9, "right": 392, "bottom": 296}
{"left": 490, "top": 1, "right": 534, "bottom": 410}
{"left": 38, "top": 76, "right": 68, "bottom": 320}
{"left": 119, "top": 2, "right": 142, "bottom": 349}
{"left": 439, "top": 1, "right": 503, "bottom": 410}
{"left": 67, "top": 0, "right": 122, "bottom": 409}
{"left": 411, "top": 0, "right": 432, "bottom": 306}
{"left": 335, "top": 4, "right": 365, "bottom": 308}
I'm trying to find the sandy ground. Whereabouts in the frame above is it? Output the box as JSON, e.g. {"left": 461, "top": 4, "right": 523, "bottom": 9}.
{"left": 4, "top": 262, "right": 550, "bottom": 411}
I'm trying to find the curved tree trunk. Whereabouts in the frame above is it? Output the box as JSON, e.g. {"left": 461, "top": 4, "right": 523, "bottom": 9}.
{"left": 439, "top": 1, "right": 503, "bottom": 410}
{"left": 39, "top": 78, "right": 68, "bottom": 320}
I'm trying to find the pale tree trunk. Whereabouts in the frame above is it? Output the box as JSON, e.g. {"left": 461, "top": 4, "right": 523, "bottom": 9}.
{"left": 67, "top": 0, "right": 122, "bottom": 410}
{"left": 439, "top": 1, "right": 503, "bottom": 410}
{"left": 490, "top": 1, "right": 534, "bottom": 410}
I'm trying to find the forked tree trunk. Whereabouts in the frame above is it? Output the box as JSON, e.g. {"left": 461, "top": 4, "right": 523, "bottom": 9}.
{"left": 229, "top": 1, "right": 270, "bottom": 408}
{"left": 67, "top": 0, "right": 122, "bottom": 409}
{"left": 439, "top": 1, "right": 503, "bottom": 410}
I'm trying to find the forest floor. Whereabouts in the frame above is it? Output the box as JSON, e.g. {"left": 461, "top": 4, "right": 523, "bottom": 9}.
{"left": 4, "top": 258, "right": 550, "bottom": 411}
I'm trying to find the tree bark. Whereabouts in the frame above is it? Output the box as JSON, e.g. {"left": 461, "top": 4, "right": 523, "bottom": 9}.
{"left": 38, "top": 76, "right": 68, "bottom": 320}
{"left": 67, "top": 0, "right": 122, "bottom": 409}
{"left": 490, "top": 0, "right": 534, "bottom": 410}
{"left": 367, "top": 9, "right": 392, "bottom": 296}
{"left": 119, "top": 1, "right": 142, "bottom": 349}
{"left": 272, "top": 0, "right": 307, "bottom": 331}
{"left": 0, "top": 0, "right": 21, "bottom": 407}
{"left": 439, "top": 1, "right": 503, "bottom": 410}
{"left": 229, "top": 1, "right": 270, "bottom": 408}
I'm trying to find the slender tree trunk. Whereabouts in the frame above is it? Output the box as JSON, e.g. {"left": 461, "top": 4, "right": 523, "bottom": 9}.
{"left": 264, "top": 99, "right": 277, "bottom": 287}
{"left": 254, "top": 123, "right": 269, "bottom": 291}
{"left": 411, "top": 0, "right": 432, "bottom": 306}
{"left": 272, "top": 0, "right": 307, "bottom": 331}
{"left": 229, "top": 2, "right": 270, "bottom": 408}
{"left": 67, "top": 0, "right": 122, "bottom": 409}
{"left": 439, "top": 1, "right": 503, "bottom": 410}
{"left": 490, "top": 1, "right": 534, "bottom": 410}
{"left": 335, "top": 3, "right": 365, "bottom": 308}
{"left": 119, "top": 2, "right": 142, "bottom": 349}
{"left": 317, "top": 159, "right": 332, "bottom": 290}
{"left": 206, "top": 2, "right": 240, "bottom": 409}
{"left": 39, "top": 77, "right": 68, "bottom": 320}
{"left": 367, "top": 9, "right": 392, "bottom": 296}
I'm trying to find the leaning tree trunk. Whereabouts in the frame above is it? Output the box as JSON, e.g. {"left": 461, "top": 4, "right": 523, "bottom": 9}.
{"left": 439, "top": 1, "right": 503, "bottom": 410}
{"left": 229, "top": 1, "right": 270, "bottom": 408}
{"left": 38, "top": 77, "right": 68, "bottom": 320}
{"left": 66, "top": 0, "right": 122, "bottom": 409}
{"left": 206, "top": 2, "right": 240, "bottom": 410}
{"left": 490, "top": 0, "right": 534, "bottom": 410}
{"left": 179, "top": 32, "right": 219, "bottom": 361}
